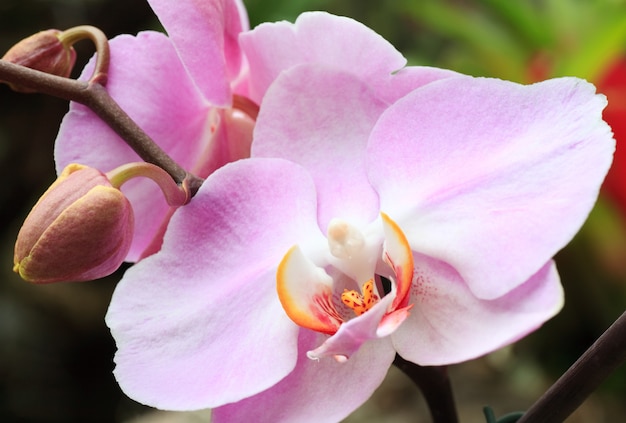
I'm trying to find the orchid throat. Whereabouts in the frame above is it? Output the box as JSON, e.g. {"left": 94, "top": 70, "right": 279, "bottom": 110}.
{"left": 277, "top": 213, "right": 415, "bottom": 361}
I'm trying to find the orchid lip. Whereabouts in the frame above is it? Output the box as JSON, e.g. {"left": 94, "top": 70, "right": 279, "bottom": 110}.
{"left": 277, "top": 212, "right": 415, "bottom": 360}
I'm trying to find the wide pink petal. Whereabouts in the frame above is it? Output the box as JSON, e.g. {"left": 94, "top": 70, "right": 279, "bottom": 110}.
{"left": 369, "top": 76, "right": 614, "bottom": 299}
{"left": 147, "top": 0, "right": 248, "bottom": 105}
{"left": 252, "top": 65, "right": 386, "bottom": 230}
{"left": 240, "top": 11, "right": 407, "bottom": 104}
{"left": 106, "top": 158, "right": 321, "bottom": 409}
{"left": 54, "top": 31, "right": 213, "bottom": 261}
{"left": 392, "top": 254, "right": 563, "bottom": 365}
{"left": 212, "top": 329, "right": 396, "bottom": 423}
{"left": 376, "top": 65, "right": 461, "bottom": 104}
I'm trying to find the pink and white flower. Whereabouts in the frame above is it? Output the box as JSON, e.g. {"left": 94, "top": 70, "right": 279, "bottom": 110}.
{"left": 104, "top": 11, "right": 614, "bottom": 423}
{"left": 54, "top": 0, "right": 251, "bottom": 261}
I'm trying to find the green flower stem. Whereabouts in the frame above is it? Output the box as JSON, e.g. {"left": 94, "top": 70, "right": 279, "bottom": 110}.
{"left": 107, "top": 162, "right": 190, "bottom": 206}
{"left": 393, "top": 355, "right": 459, "bottom": 423}
{"left": 483, "top": 407, "right": 524, "bottom": 423}
{"left": 58, "top": 25, "right": 110, "bottom": 85}
{"left": 0, "top": 59, "right": 204, "bottom": 195}
{"left": 517, "top": 310, "right": 626, "bottom": 423}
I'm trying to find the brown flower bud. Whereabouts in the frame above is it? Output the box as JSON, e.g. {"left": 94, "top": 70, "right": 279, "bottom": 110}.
{"left": 14, "top": 164, "right": 134, "bottom": 283}
{"left": 2, "top": 29, "right": 76, "bottom": 92}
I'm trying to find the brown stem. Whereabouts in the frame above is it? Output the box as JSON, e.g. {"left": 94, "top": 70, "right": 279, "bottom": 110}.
{"left": 0, "top": 58, "right": 86, "bottom": 100}
{"left": 0, "top": 60, "right": 203, "bottom": 194}
{"left": 517, "top": 310, "right": 626, "bottom": 423}
{"left": 82, "top": 83, "right": 198, "bottom": 189}
{"left": 393, "top": 355, "right": 459, "bottom": 423}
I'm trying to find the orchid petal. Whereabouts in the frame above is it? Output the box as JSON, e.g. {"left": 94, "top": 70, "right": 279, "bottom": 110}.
{"left": 307, "top": 293, "right": 397, "bottom": 361}
{"left": 376, "top": 65, "right": 461, "bottom": 104}
{"left": 369, "top": 76, "right": 614, "bottom": 299}
{"left": 277, "top": 246, "right": 342, "bottom": 335}
{"left": 253, "top": 65, "right": 386, "bottom": 229}
{"left": 106, "top": 158, "right": 321, "bottom": 409}
{"left": 147, "top": 0, "right": 248, "bottom": 105}
{"left": 377, "top": 306, "right": 413, "bottom": 338}
{"left": 240, "top": 11, "right": 407, "bottom": 104}
{"left": 212, "top": 329, "right": 396, "bottom": 423}
{"left": 392, "top": 255, "right": 563, "bottom": 365}
{"left": 188, "top": 107, "right": 255, "bottom": 181}
{"left": 54, "top": 31, "right": 212, "bottom": 261}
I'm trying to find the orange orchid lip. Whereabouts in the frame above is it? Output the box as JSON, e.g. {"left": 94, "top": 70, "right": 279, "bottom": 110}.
{"left": 380, "top": 212, "right": 413, "bottom": 310}
{"left": 276, "top": 212, "right": 414, "bottom": 342}
{"left": 277, "top": 245, "right": 342, "bottom": 335}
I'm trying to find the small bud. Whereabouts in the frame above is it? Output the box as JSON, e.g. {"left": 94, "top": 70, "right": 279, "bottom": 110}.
{"left": 14, "top": 164, "right": 134, "bottom": 283}
{"left": 2, "top": 29, "right": 76, "bottom": 92}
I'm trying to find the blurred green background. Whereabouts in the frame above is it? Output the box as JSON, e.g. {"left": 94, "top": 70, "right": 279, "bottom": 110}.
{"left": 1, "top": 1, "right": 625, "bottom": 422}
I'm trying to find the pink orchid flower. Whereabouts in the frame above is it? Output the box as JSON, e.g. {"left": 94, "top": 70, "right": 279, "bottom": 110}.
{"left": 104, "top": 12, "right": 614, "bottom": 422}
{"left": 53, "top": 0, "right": 251, "bottom": 261}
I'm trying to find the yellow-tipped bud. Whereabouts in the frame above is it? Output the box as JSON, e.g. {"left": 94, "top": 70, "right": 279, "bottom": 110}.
{"left": 14, "top": 164, "right": 134, "bottom": 283}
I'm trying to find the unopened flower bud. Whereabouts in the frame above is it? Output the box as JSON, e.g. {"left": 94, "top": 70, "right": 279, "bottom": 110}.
{"left": 2, "top": 29, "right": 76, "bottom": 92}
{"left": 14, "top": 164, "right": 134, "bottom": 283}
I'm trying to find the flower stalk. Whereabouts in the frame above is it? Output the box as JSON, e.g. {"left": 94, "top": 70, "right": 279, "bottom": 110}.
{"left": 57, "top": 25, "right": 110, "bottom": 85}
{"left": 106, "top": 162, "right": 190, "bottom": 206}
{"left": 516, "top": 310, "right": 626, "bottom": 423}
{"left": 393, "top": 355, "right": 459, "bottom": 423}
{"left": 0, "top": 27, "right": 204, "bottom": 195}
